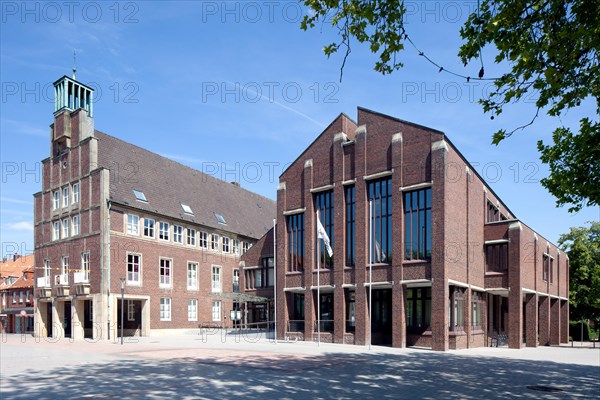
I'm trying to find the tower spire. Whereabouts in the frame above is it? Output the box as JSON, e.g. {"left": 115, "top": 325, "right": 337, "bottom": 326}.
{"left": 72, "top": 50, "right": 77, "bottom": 80}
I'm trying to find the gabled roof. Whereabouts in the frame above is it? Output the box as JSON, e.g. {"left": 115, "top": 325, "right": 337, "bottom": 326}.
{"left": 95, "top": 131, "right": 275, "bottom": 239}
{"left": 0, "top": 256, "right": 34, "bottom": 291}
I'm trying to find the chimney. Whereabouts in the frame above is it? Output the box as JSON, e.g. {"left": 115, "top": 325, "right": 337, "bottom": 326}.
{"left": 13, "top": 254, "right": 21, "bottom": 262}
{"left": 231, "top": 181, "right": 240, "bottom": 187}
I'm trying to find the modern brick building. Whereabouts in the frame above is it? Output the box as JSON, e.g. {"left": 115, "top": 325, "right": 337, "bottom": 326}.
{"left": 33, "top": 74, "right": 275, "bottom": 340}
{"left": 0, "top": 254, "right": 35, "bottom": 334}
{"left": 272, "top": 107, "right": 569, "bottom": 350}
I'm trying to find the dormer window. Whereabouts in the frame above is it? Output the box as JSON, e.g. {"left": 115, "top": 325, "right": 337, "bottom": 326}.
{"left": 181, "top": 204, "right": 193, "bottom": 215}
{"left": 133, "top": 189, "right": 147, "bottom": 202}
{"left": 215, "top": 213, "right": 226, "bottom": 225}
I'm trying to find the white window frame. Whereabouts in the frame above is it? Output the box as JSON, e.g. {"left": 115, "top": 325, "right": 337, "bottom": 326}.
{"left": 127, "top": 214, "right": 140, "bottom": 236}
{"left": 187, "top": 262, "right": 198, "bottom": 290}
{"left": 233, "top": 239, "right": 240, "bottom": 255}
{"left": 159, "top": 222, "right": 170, "bottom": 241}
{"left": 53, "top": 191, "right": 60, "bottom": 210}
{"left": 44, "top": 259, "right": 51, "bottom": 281}
{"left": 53, "top": 221, "right": 60, "bottom": 241}
{"left": 12, "top": 292, "right": 16, "bottom": 304}
{"left": 188, "top": 299, "right": 198, "bottom": 321}
{"left": 159, "top": 258, "right": 172, "bottom": 288}
{"left": 19, "top": 291, "right": 23, "bottom": 303}
{"left": 173, "top": 225, "right": 183, "bottom": 244}
{"left": 72, "top": 183, "right": 80, "bottom": 205}
{"left": 160, "top": 298, "right": 171, "bottom": 321}
{"left": 187, "top": 228, "right": 197, "bottom": 247}
{"left": 242, "top": 241, "right": 251, "bottom": 254}
{"left": 61, "top": 256, "right": 69, "bottom": 282}
{"left": 127, "top": 253, "right": 141, "bottom": 285}
{"left": 144, "top": 218, "right": 155, "bottom": 238}
{"left": 211, "top": 234, "right": 220, "bottom": 251}
{"left": 199, "top": 231, "right": 208, "bottom": 248}
{"left": 62, "top": 186, "right": 70, "bottom": 208}
{"left": 62, "top": 218, "right": 70, "bottom": 239}
{"left": 222, "top": 237, "right": 230, "bottom": 253}
{"left": 211, "top": 265, "right": 222, "bottom": 293}
{"left": 212, "top": 301, "right": 221, "bottom": 321}
{"left": 72, "top": 215, "right": 79, "bottom": 236}
{"left": 81, "top": 252, "right": 90, "bottom": 282}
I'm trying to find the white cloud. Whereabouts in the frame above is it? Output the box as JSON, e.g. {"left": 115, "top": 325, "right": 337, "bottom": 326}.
{"left": 0, "top": 197, "right": 33, "bottom": 205}
{"left": 5, "top": 221, "right": 34, "bottom": 231}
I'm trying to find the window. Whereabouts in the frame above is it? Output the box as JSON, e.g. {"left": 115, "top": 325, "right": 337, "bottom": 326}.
{"left": 317, "top": 293, "right": 334, "bottom": 332}
{"left": 406, "top": 287, "right": 431, "bottom": 333}
{"left": 187, "top": 262, "right": 198, "bottom": 290}
{"left": 486, "top": 243, "right": 508, "bottom": 272}
{"left": 160, "top": 258, "right": 172, "bottom": 288}
{"left": 211, "top": 266, "right": 222, "bottom": 293}
{"left": 127, "top": 254, "right": 141, "bottom": 284}
{"left": 62, "top": 186, "right": 70, "bottom": 207}
{"left": 173, "top": 225, "right": 183, "bottom": 244}
{"left": 53, "top": 191, "right": 60, "bottom": 210}
{"left": 199, "top": 231, "right": 208, "bottom": 248}
{"left": 62, "top": 218, "right": 70, "bottom": 239}
{"left": 233, "top": 269, "right": 239, "bottom": 292}
{"left": 211, "top": 234, "right": 220, "bottom": 251}
{"left": 345, "top": 186, "right": 355, "bottom": 267}
{"left": 222, "top": 237, "right": 230, "bottom": 253}
{"left": 242, "top": 241, "right": 251, "bottom": 254}
{"left": 133, "top": 189, "right": 147, "bottom": 202}
{"left": 72, "top": 215, "right": 79, "bottom": 236}
{"left": 160, "top": 298, "right": 171, "bottom": 321}
{"left": 550, "top": 256, "right": 554, "bottom": 284}
{"left": 369, "top": 178, "right": 392, "bottom": 263}
{"left": 12, "top": 292, "right": 16, "bottom": 303}
{"left": 159, "top": 222, "right": 170, "bottom": 241}
{"left": 472, "top": 291, "right": 484, "bottom": 329}
{"left": 188, "top": 299, "right": 198, "bottom": 321}
{"left": 314, "top": 190, "right": 334, "bottom": 268}
{"left": 232, "top": 239, "right": 240, "bottom": 255}
{"left": 61, "top": 256, "right": 69, "bottom": 282}
{"left": 254, "top": 257, "right": 274, "bottom": 288}
{"left": 25, "top": 290, "right": 30, "bottom": 302}
{"left": 287, "top": 213, "right": 304, "bottom": 272}
{"left": 403, "top": 188, "right": 432, "bottom": 261}
{"left": 43, "top": 260, "right": 51, "bottom": 284}
{"left": 187, "top": 228, "right": 196, "bottom": 246}
{"left": 215, "top": 213, "right": 226, "bottom": 224}
{"left": 127, "top": 214, "right": 139, "bottom": 235}
{"left": 181, "top": 204, "right": 193, "bottom": 214}
{"left": 53, "top": 221, "right": 60, "bottom": 241}
{"left": 19, "top": 291, "right": 23, "bottom": 303}
{"left": 487, "top": 201, "right": 499, "bottom": 223}
{"left": 346, "top": 290, "right": 356, "bottom": 332}
{"left": 144, "top": 218, "right": 155, "bottom": 238}
{"left": 449, "top": 286, "right": 465, "bottom": 331}
{"left": 81, "top": 252, "right": 90, "bottom": 282}
{"left": 212, "top": 301, "right": 221, "bottom": 321}
{"left": 127, "top": 301, "right": 135, "bottom": 321}
{"left": 72, "top": 183, "right": 79, "bottom": 204}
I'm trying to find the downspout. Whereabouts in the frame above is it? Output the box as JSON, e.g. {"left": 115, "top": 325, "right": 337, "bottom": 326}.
{"left": 273, "top": 219, "right": 277, "bottom": 344}
{"left": 107, "top": 200, "right": 112, "bottom": 340}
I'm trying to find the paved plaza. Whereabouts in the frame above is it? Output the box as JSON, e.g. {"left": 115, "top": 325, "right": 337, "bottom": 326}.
{"left": 1, "top": 331, "right": 598, "bottom": 399}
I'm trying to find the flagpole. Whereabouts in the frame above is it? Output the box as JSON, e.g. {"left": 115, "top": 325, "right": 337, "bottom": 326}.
{"left": 273, "top": 218, "right": 277, "bottom": 344}
{"left": 369, "top": 200, "right": 373, "bottom": 350}
{"left": 316, "top": 209, "right": 321, "bottom": 347}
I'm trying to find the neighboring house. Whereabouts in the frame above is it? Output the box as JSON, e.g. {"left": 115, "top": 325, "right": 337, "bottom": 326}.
{"left": 0, "top": 255, "right": 35, "bottom": 333}
{"left": 33, "top": 74, "right": 275, "bottom": 340}
{"left": 273, "top": 108, "right": 569, "bottom": 350}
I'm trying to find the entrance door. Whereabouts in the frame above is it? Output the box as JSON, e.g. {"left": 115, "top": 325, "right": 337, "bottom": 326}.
{"left": 47, "top": 302, "right": 53, "bottom": 337}
{"left": 63, "top": 301, "right": 72, "bottom": 338}
{"left": 84, "top": 300, "right": 93, "bottom": 339}
{"left": 371, "top": 289, "right": 392, "bottom": 346}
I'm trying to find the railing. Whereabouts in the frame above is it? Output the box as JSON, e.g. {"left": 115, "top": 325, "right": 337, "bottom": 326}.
{"left": 314, "top": 320, "right": 334, "bottom": 333}
{"left": 55, "top": 273, "right": 69, "bottom": 285}
{"left": 287, "top": 320, "right": 305, "bottom": 332}
{"left": 74, "top": 271, "right": 89, "bottom": 284}
{"left": 37, "top": 276, "right": 50, "bottom": 288}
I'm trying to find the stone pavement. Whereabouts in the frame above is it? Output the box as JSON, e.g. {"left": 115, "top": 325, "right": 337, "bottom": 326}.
{"left": 1, "top": 332, "right": 598, "bottom": 399}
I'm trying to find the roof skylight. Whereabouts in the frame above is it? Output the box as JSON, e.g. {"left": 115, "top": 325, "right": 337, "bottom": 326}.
{"left": 215, "top": 213, "right": 226, "bottom": 224}
{"left": 181, "top": 204, "right": 193, "bottom": 214}
{"left": 133, "top": 189, "right": 147, "bottom": 202}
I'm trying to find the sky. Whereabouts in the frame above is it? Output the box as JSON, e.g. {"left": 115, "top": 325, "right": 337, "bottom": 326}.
{"left": 1, "top": 0, "right": 598, "bottom": 258}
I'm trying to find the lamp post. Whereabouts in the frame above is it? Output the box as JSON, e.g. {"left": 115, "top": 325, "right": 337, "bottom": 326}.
{"left": 120, "top": 278, "right": 125, "bottom": 345}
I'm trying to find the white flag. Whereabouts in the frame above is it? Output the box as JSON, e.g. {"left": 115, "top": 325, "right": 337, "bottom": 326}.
{"left": 316, "top": 213, "right": 333, "bottom": 257}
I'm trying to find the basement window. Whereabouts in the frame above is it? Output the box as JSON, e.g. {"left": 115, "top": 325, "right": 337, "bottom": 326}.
{"left": 215, "top": 213, "right": 226, "bottom": 225}
{"left": 133, "top": 189, "right": 147, "bottom": 202}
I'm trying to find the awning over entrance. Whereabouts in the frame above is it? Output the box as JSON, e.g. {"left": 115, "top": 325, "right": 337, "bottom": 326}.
{"left": 210, "top": 292, "right": 271, "bottom": 303}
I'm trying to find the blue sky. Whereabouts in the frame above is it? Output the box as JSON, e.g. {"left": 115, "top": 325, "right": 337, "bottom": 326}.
{"left": 1, "top": 0, "right": 597, "bottom": 258}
